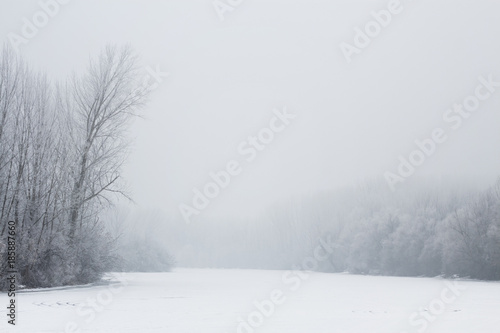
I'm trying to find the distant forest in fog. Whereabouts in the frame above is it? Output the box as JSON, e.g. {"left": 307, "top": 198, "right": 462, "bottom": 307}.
{"left": 115, "top": 178, "right": 500, "bottom": 280}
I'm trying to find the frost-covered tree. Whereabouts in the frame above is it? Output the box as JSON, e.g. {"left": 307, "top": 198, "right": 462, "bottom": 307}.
{"left": 0, "top": 45, "right": 151, "bottom": 289}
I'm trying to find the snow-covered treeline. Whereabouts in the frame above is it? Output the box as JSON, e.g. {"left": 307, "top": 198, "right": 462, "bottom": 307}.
{"left": 0, "top": 45, "right": 148, "bottom": 289}
{"left": 145, "top": 178, "right": 500, "bottom": 280}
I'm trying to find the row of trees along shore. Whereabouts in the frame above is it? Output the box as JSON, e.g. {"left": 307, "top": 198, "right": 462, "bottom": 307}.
{"left": 0, "top": 44, "right": 150, "bottom": 289}
{"left": 167, "top": 178, "right": 500, "bottom": 281}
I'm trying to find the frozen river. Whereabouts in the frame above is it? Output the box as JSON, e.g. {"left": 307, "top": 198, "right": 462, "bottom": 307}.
{"left": 3, "top": 268, "right": 500, "bottom": 332}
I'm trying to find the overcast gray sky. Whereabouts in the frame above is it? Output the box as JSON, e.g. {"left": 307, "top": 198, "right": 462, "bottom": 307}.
{"left": 2, "top": 0, "right": 500, "bottom": 221}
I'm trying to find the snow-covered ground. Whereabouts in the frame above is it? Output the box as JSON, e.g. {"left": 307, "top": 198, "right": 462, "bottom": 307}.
{"left": 2, "top": 268, "right": 500, "bottom": 333}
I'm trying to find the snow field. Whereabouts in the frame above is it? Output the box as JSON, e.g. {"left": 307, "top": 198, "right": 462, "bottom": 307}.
{"left": 2, "top": 268, "right": 500, "bottom": 333}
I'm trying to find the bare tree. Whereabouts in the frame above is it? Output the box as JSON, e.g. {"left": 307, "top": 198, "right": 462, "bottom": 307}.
{"left": 63, "top": 45, "right": 148, "bottom": 240}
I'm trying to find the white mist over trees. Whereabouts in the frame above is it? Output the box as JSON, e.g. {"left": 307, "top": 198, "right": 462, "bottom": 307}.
{"left": 0, "top": 45, "right": 152, "bottom": 289}
{"left": 1, "top": 38, "right": 498, "bottom": 286}
{"left": 105, "top": 207, "right": 175, "bottom": 272}
{"left": 1, "top": 43, "right": 499, "bottom": 290}
{"left": 138, "top": 178, "right": 500, "bottom": 280}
